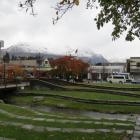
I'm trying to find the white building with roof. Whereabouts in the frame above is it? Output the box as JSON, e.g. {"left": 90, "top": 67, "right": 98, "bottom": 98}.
{"left": 88, "top": 63, "right": 126, "bottom": 81}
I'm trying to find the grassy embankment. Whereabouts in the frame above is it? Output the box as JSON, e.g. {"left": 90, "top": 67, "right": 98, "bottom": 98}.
{"left": 0, "top": 103, "right": 133, "bottom": 140}
{"left": 0, "top": 82, "right": 139, "bottom": 139}
{"left": 13, "top": 81, "right": 140, "bottom": 114}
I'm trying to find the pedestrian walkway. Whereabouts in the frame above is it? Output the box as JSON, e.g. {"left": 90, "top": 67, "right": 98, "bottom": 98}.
{"left": 131, "top": 116, "right": 140, "bottom": 140}
{"left": 0, "top": 137, "right": 15, "bottom": 140}
{"left": 0, "top": 82, "right": 29, "bottom": 92}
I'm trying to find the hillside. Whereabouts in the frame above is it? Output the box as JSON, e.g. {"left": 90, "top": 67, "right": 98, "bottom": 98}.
{"left": 3, "top": 43, "right": 108, "bottom": 64}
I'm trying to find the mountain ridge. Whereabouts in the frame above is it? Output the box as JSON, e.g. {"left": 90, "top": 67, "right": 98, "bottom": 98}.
{"left": 2, "top": 43, "right": 108, "bottom": 64}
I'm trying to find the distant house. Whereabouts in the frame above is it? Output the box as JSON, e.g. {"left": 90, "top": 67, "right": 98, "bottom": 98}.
{"left": 10, "top": 59, "right": 37, "bottom": 67}
{"left": 88, "top": 63, "right": 126, "bottom": 81}
{"left": 127, "top": 57, "right": 140, "bottom": 80}
{"left": 42, "top": 58, "right": 51, "bottom": 68}
{"left": 10, "top": 58, "right": 52, "bottom": 73}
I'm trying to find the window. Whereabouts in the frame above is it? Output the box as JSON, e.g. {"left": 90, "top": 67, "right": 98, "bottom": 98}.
{"left": 137, "top": 62, "right": 140, "bottom": 67}
{"left": 113, "top": 76, "right": 124, "bottom": 79}
{"left": 45, "top": 61, "right": 48, "bottom": 64}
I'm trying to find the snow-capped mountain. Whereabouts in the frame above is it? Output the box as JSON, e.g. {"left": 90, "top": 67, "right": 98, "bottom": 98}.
{"left": 5, "top": 43, "right": 48, "bottom": 55}
{"left": 3, "top": 43, "right": 108, "bottom": 64}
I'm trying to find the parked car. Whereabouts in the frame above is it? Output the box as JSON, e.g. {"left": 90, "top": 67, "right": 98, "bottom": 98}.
{"left": 115, "top": 73, "right": 134, "bottom": 83}
{"left": 107, "top": 75, "right": 127, "bottom": 84}
{"left": 26, "top": 74, "right": 35, "bottom": 79}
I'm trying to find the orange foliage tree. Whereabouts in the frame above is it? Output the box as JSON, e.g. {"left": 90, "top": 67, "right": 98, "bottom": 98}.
{"left": 0, "top": 64, "right": 24, "bottom": 81}
{"left": 50, "top": 56, "right": 89, "bottom": 81}
{"left": 13, "top": 65, "right": 24, "bottom": 77}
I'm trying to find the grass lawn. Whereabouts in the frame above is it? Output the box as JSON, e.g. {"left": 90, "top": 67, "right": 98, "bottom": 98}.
{"left": 11, "top": 95, "right": 140, "bottom": 114}
{"left": 0, "top": 103, "right": 133, "bottom": 140}
{"left": 85, "top": 82, "right": 140, "bottom": 89}
{"left": 14, "top": 87, "right": 140, "bottom": 114}
{"left": 41, "top": 97, "right": 140, "bottom": 113}
{"left": 22, "top": 89, "right": 140, "bottom": 101}
{"left": 0, "top": 125, "right": 129, "bottom": 140}
{"left": 0, "top": 82, "right": 138, "bottom": 139}
{"left": 0, "top": 103, "right": 39, "bottom": 117}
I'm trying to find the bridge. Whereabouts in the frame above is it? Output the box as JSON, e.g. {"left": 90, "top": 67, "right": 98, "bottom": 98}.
{"left": 0, "top": 82, "right": 30, "bottom": 93}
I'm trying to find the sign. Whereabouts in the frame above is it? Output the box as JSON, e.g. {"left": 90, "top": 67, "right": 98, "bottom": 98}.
{"left": 0, "top": 40, "right": 4, "bottom": 48}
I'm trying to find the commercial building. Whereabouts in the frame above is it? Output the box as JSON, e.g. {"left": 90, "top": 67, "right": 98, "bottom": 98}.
{"left": 127, "top": 57, "right": 140, "bottom": 80}
{"left": 9, "top": 58, "right": 52, "bottom": 73}
{"left": 88, "top": 63, "right": 126, "bottom": 81}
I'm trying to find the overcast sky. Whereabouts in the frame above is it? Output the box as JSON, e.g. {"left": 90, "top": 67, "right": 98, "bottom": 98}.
{"left": 0, "top": 0, "right": 140, "bottom": 61}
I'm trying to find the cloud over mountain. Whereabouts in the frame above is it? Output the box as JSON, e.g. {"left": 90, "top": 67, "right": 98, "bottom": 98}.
{"left": 3, "top": 43, "right": 108, "bottom": 64}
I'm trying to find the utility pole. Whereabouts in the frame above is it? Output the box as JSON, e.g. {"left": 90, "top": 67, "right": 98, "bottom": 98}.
{"left": 3, "top": 62, "right": 6, "bottom": 87}
{"left": 3, "top": 52, "right": 10, "bottom": 87}
{"left": 36, "top": 53, "right": 42, "bottom": 79}
{"left": 0, "top": 41, "right": 5, "bottom": 86}
{"left": 0, "top": 40, "right": 4, "bottom": 63}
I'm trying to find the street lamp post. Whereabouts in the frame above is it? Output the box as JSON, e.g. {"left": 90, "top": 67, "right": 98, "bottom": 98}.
{"left": 0, "top": 41, "right": 4, "bottom": 85}
{"left": 0, "top": 40, "right": 4, "bottom": 63}
{"left": 3, "top": 52, "right": 10, "bottom": 87}
{"left": 3, "top": 62, "right": 6, "bottom": 87}
{"left": 36, "top": 53, "right": 42, "bottom": 79}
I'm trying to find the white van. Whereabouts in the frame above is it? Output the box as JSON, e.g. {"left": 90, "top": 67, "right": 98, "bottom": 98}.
{"left": 107, "top": 75, "right": 126, "bottom": 84}
{"left": 117, "top": 73, "right": 134, "bottom": 83}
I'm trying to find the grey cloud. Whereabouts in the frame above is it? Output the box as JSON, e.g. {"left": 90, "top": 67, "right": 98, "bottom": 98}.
{"left": 0, "top": 0, "right": 139, "bottom": 60}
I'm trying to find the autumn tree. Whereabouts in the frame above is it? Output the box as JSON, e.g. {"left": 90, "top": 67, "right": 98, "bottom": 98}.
{"left": 19, "top": 0, "right": 140, "bottom": 41}
{"left": 6, "top": 65, "right": 24, "bottom": 81}
{"left": 13, "top": 65, "right": 24, "bottom": 77}
{"left": 50, "top": 56, "right": 89, "bottom": 81}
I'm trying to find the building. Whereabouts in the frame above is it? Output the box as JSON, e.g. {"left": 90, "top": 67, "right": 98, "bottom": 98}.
{"left": 9, "top": 58, "right": 52, "bottom": 74}
{"left": 88, "top": 63, "right": 126, "bottom": 81}
{"left": 42, "top": 58, "right": 51, "bottom": 68}
{"left": 10, "top": 59, "right": 37, "bottom": 67}
{"left": 127, "top": 57, "right": 140, "bottom": 80}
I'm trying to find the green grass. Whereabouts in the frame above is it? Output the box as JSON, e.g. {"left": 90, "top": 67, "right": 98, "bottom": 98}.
{"left": 0, "top": 103, "right": 134, "bottom": 128}
{"left": 0, "top": 103, "right": 39, "bottom": 117}
{"left": 1, "top": 81, "right": 138, "bottom": 140}
{"left": 12, "top": 95, "right": 140, "bottom": 114}
{"left": 51, "top": 91, "right": 140, "bottom": 101}
{"left": 0, "top": 102, "right": 135, "bottom": 124}
{"left": 40, "top": 97, "right": 140, "bottom": 113}
{"left": 130, "top": 91, "right": 140, "bottom": 94}
{"left": 0, "top": 115, "right": 133, "bottom": 130}
{"left": 15, "top": 87, "right": 140, "bottom": 114}
{"left": 0, "top": 103, "right": 133, "bottom": 140}
{"left": 85, "top": 82, "right": 140, "bottom": 88}
{"left": 0, "top": 125, "right": 129, "bottom": 140}
{"left": 0, "top": 83, "right": 136, "bottom": 139}
{"left": 22, "top": 89, "right": 140, "bottom": 101}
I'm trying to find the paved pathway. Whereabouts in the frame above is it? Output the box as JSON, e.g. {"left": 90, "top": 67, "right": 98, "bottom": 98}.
{"left": 0, "top": 137, "right": 15, "bottom": 140}
{"left": 131, "top": 116, "right": 140, "bottom": 140}
{"left": 0, "top": 82, "right": 29, "bottom": 90}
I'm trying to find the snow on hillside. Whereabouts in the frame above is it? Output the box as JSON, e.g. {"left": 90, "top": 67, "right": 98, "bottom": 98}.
{"left": 6, "top": 43, "right": 48, "bottom": 54}
{"left": 4, "top": 43, "right": 109, "bottom": 64}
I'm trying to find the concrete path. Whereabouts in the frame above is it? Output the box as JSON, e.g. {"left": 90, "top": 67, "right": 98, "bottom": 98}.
{"left": 0, "top": 137, "right": 15, "bottom": 140}
{"left": 131, "top": 116, "right": 140, "bottom": 140}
